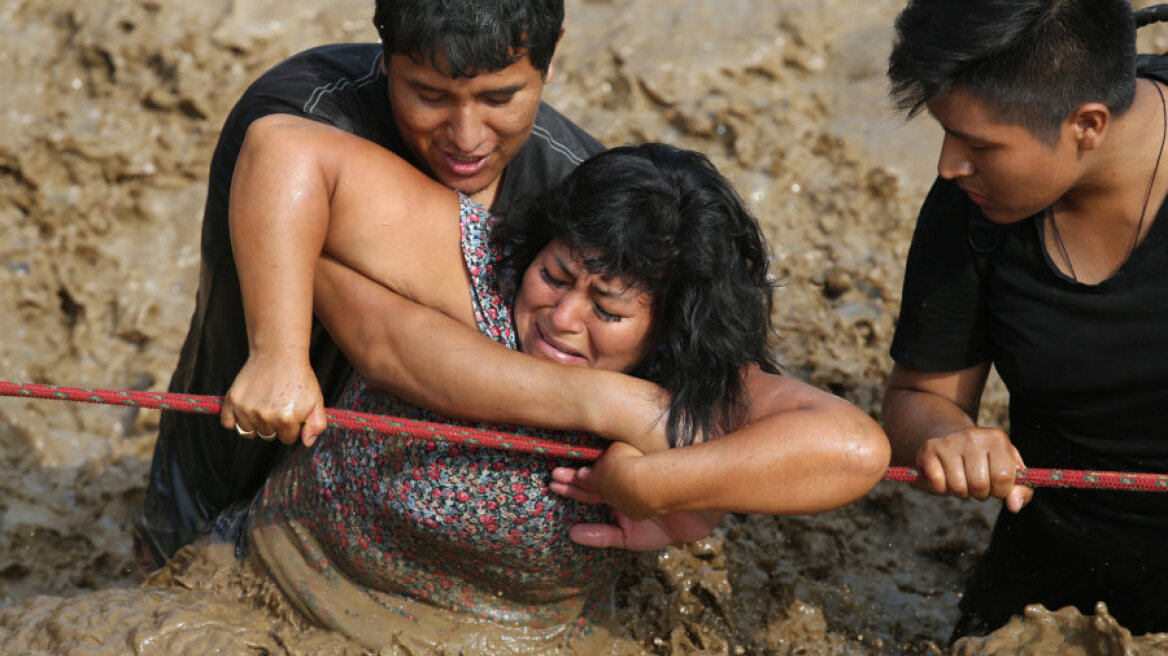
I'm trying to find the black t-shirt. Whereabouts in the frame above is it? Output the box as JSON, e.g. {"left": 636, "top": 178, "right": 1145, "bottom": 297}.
{"left": 891, "top": 175, "right": 1168, "bottom": 631}
{"left": 138, "top": 43, "right": 604, "bottom": 561}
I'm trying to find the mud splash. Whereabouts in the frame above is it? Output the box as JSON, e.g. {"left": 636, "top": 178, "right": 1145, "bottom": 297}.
{"left": 2, "top": 0, "right": 1168, "bottom": 654}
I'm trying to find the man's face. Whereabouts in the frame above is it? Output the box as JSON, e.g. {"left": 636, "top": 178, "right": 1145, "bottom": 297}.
{"left": 927, "top": 89, "right": 1082, "bottom": 224}
{"left": 385, "top": 51, "right": 549, "bottom": 206}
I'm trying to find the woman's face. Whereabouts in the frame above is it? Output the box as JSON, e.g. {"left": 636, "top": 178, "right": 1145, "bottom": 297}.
{"left": 513, "top": 240, "right": 656, "bottom": 372}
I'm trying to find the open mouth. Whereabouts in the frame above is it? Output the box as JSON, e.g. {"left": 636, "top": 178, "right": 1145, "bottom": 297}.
{"left": 441, "top": 151, "right": 489, "bottom": 176}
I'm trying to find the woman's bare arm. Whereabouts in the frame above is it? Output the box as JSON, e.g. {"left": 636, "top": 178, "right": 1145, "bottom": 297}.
{"left": 561, "top": 366, "right": 892, "bottom": 518}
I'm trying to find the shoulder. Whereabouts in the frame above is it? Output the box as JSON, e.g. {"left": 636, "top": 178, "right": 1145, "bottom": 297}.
{"left": 221, "top": 43, "right": 396, "bottom": 147}
{"left": 741, "top": 365, "right": 873, "bottom": 422}
{"left": 891, "top": 178, "right": 992, "bottom": 370}
{"left": 526, "top": 102, "right": 605, "bottom": 165}
{"left": 251, "top": 44, "right": 385, "bottom": 99}
{"left": 903, "top": 177, "right": 989, "bottom": 269}
{"left": 914, "top": 177, "right": 973, "bottom": 232}
{"left": 493, "top": 103, "right": 603, "bottom": 213}
{"left": 1138, "top": 59, "right": 1168, "bottom": 86}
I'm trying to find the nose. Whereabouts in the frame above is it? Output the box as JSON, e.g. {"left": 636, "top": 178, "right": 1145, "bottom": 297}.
{"left": 937, "top": 134, "right": 974, "bottom": 180}
{"left": 548, "top": 291, "right": 587, "bottom": 334}
{"left": 445, "top": 103, "right": 486, "bottom": 153}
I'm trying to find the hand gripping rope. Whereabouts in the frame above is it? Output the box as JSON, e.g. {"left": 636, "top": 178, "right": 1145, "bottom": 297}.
{"left": 3, "top": 380, "right": 1168, "bottom": 492}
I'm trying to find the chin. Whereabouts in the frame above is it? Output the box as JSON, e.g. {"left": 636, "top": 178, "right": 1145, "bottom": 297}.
{"left": 442, "top": 178, "right": 490, "bottom": 198}
{"left": 981, "top": 206, "right": 1034, "bottom": 225}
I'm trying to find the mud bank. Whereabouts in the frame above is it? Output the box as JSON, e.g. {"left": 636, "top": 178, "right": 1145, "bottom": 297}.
{"left": 2, "top": 0, "right": 1167, "bottom": 654}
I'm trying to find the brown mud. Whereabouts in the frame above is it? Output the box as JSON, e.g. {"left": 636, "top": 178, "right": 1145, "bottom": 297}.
{"left": 1, "top": 0, "right": 1167, "bottom": 654}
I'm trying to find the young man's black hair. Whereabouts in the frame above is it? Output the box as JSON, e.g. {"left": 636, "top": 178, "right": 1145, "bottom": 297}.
{"left": 888, "top": 0, "right": 1137, "bottom": 142}
{"left": 374, "top": 0, "right": 564, "bottom": 77}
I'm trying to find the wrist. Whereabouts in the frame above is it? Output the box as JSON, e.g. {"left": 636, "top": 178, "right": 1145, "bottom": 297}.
{"left": 583, "top": 370, "right": 668, "bottom": 449}
{"left": 245, "top": 340, "right": 311, "bottom": 363}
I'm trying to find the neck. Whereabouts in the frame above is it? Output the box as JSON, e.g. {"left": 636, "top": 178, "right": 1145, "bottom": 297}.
{"left": 1046, "top": 79, "right": 1167, "bottom": 283}
{"left": 1059, "top": 79, "right": 1166, "bottom": 223}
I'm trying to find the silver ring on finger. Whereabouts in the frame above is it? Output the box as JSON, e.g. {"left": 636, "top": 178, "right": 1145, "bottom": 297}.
{"left": 257, "top": 429, "right": 278, "bottom": 441}
{"left": 235, "top": 423, "right": 257, "bottom": 437}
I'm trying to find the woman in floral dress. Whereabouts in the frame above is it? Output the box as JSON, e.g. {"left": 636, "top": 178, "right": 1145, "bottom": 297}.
{"left": 220, "top": 116, "right": 890, "bottom": 651}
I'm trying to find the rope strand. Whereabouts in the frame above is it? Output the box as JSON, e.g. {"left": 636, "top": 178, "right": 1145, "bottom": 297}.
{"left": 3, "top": 380, "right": 1167, "bottom": 492}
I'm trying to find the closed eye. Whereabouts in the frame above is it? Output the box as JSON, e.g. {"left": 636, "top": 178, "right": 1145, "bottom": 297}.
{"left": 593, "top": 302, "right": 623, "bottom": 323}
{"left": 482, "top": 92, "right": 516, "bottom": 106}
{"left": 539, "top": 266, "right": 569, "bottom": 288}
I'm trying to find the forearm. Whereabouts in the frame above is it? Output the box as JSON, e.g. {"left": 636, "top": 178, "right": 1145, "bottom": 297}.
{"left": 231, "top": 115, "right": 336, "bottom": 358}
{"left": 880, "top": 363, "right": 989, "bottom": 466}
{"left": 315, "top": 257, "right": 670, "bottom": 448}
{"left": 879, "top": 363, "right": 1026, "bottom": 508}
{"left": 882, "top": 388, "right": 978, "bottom": 465}
{"left": 623, "top": 396, "right": 888, "bottom": 516}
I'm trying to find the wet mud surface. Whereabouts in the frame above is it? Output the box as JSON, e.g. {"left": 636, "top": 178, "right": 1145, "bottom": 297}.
{"left": 2, "top": 0, "right": 1167, "bottom": 653}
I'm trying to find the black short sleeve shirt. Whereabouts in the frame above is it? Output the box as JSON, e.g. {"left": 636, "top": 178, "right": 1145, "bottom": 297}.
{"left": 892, "top": 177, "right": 1168, "bottom": 533}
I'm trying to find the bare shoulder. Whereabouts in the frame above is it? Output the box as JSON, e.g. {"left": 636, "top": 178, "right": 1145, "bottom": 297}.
{"left": 244, "top": 114, "right": 433, "bottom": 192}
{"left": 742, "top": 365, "right": 855, "bottom": 415}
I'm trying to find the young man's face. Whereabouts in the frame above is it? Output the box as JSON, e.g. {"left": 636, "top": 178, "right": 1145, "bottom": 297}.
{"left": 927, "top": 89, "right": 1082, "bottom": 224}
{"left": 385, "top": 51, "right": 550, "bottom": 206}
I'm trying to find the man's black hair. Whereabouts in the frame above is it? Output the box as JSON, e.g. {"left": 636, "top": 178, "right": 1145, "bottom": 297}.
{"left": 374, "top": 0, "right": 563, "bottom": 78}
{"left": 888, "top": 0, "right": 1138, "bottom": 142}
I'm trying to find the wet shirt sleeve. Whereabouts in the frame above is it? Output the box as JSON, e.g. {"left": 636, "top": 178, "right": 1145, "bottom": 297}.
{"left": 889, "top": 177, "right": 991, "bottom": 372}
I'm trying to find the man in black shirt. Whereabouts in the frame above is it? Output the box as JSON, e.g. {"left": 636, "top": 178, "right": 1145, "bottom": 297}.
{"left": 883, "top": 0, "right": 1168, "bottom": 641}
{"left": 136, "top": 0, "right": 605, "bottom": 567}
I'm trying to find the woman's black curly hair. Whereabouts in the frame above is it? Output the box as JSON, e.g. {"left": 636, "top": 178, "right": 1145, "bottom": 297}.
{"left": 493, "top": 144, "right": 780, "bottom": 447}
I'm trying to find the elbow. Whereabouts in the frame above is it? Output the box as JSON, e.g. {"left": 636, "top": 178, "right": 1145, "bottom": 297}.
{"left": 839, "top": 410, "right": 892, "bottom": 495}
{"left": 856, "top": 419, "right": 892, "bottom": 490}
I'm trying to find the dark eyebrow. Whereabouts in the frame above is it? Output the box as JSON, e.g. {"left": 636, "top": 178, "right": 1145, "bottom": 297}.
{"left": 408, "top": 80, "right": 446, "bottom": 95}
{"left": 550, "top": 250, "right": 624, "bottom": 298}
{"left": 408, "top": 80, "right": 527, "bottom": 96}
{"left": 942, "top": 125, "right": 991, "bottom": 144}
{"left": 549, "top": 251, "right": 576, "bottom": 277}
{"left": 481, "top": 83, "right": 527, "bottom": 96}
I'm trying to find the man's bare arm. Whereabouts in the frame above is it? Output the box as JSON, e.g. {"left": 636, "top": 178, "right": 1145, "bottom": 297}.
{"left": 315, "top": 255, "right": 671, "bottom": 451}
{"left": 881, "top": 363, "right": 1031, "bottom": 511}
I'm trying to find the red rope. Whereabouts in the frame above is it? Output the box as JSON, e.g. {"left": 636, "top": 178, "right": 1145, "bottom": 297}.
{"left": 3, "top": 380, "right": 1168, "bottom": 492}
{"left": 880, "top": 463, "right": 1168, "bottom": 492}
{"left": 0, "top": 381, "right": 601, "bottom": 461}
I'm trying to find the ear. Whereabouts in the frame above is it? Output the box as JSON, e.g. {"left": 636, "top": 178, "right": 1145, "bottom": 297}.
{"left": 1069, "top": 102, "right": 1110, "bottom": 152}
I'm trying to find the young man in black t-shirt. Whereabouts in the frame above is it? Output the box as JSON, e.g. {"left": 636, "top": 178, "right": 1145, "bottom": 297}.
{"left": 883, "top": 0, "right": 1168, "bottom": 641}
{"left": 135, "top": 0, "right": 606, "bottom": 567}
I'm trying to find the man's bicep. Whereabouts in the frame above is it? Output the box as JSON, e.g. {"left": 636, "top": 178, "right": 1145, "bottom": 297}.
{"left": 314, "top": 257, "right": 453, "bottom": 391}
{"left": 314, "top": 256, "right": 538, "bottom": 420}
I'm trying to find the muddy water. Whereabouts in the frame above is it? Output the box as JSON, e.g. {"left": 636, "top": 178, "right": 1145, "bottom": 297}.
{"left": 1, "top": 0, "right": 1167, "bottom": 654}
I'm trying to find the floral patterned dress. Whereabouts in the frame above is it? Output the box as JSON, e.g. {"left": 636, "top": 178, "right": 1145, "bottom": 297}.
{"left": 246, "top": 195, "right": 630, "bottom": 645}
